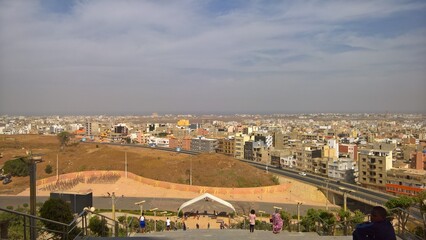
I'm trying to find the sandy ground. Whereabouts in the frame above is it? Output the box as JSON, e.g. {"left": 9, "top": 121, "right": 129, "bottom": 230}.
{"left": 17, "top": 176, "right": 331, "bottom": 207}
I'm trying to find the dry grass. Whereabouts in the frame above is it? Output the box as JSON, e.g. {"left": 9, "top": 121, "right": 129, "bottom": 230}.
{"left": 0, "top": 135, "right": 277, "bottom": 194}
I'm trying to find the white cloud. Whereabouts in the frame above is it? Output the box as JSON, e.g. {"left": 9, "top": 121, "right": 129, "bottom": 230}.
{"left": 0, "top": 0, "right": 425, "bottom": 114}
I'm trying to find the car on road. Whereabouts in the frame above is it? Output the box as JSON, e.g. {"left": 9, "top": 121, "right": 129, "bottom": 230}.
{"left": 299, "top": 172, "right": 307, "bottom": 176}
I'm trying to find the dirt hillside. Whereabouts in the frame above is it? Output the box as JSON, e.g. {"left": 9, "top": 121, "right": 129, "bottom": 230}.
{"left": 0, "top": 135, "right": 278, "bottom": 194}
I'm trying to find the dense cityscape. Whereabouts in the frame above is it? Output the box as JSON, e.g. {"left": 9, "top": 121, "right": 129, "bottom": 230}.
{"left": 1, "top": 113, "right": 425, "bottom": 197}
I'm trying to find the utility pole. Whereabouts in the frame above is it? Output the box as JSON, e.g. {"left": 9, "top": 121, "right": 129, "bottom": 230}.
{"left": 297, "top": 202, "right": 303, "bottom": 232}
{"left": 29, "top": 154, "right": 43, "bottom": 240}
{"left": 56, "top": 154, "right": 59, "bottom": 181}
{"left": 190, "top": 157, "right": 192, "bottom": 186}
{"left": 325, "top": 179, "right": 329, "bottom": 210}
{"left": 111, "top": 192, "right": 116, "bottom": 221}
{"left": 125, "top": 151, "right": 128, "bottom": 179}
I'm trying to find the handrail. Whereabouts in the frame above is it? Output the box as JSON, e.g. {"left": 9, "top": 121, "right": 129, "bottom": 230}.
{"left": 0, "top": 206, "right": 84, "bottom": 239}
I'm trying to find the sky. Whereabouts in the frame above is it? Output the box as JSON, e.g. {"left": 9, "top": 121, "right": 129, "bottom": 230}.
{"left": 0, "top": 0, "right": 425, "bottom": 115}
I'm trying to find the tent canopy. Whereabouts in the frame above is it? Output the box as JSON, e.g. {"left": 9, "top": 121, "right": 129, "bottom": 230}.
{"left": 178, "top": 193, "right": 236, "bottom": 213}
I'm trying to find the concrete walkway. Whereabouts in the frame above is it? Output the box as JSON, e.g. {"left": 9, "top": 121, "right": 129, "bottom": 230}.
{"left": 127, "top": 230, "right": 352, "bottom": 239}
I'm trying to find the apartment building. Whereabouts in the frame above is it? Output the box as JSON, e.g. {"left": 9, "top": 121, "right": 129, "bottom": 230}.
{"left": 328, "top": 158, "right": 357, "bottom": 182}
{"left": 234, "top": 134, "right": 250, "bottom": 159}
{"left": 190, "top": 137, "right": 218, "bottom": 153}
{"left": 169, "top": 136, "right": 191, "bottom": 150}
{"left": 217, "top": 137, "right": 235, "bottom": 156}
{"left": 386, "top": 168, "right": 426, "bottom": 196}
{"left": 358, "top": 149, "right": 393, "bottom": 191}
{"left": 254, "top": 134, "right": 273, "bottom": 148}
{"left": 339, "top": 144, "right": 358, "bottom": 161}
{"left": 273, "top": 131, "right": 289, "bottom": 150}
{"left": 270, "top": 148, "right": 291, "bottom": 167}
{"left": 293, "top": 146, "right": 322, "bottom": 171}
{"left": 253, "top": 142, "right": 270, "bottom": 164}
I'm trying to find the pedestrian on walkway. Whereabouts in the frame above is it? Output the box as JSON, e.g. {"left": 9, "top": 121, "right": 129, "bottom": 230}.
{"left": 271, "top": 209, "right": 283, "bottom": 234}
{"left": 249, "top": 209, "right": 256, "bottom": 233}
{"left": 166, "top": 217, "right": 171, "bottom": 231}
{"left": 139, "top": 213, "right": 146, "bottom": 233}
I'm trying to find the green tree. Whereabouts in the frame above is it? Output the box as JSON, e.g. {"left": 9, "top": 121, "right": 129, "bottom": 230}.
{"left": 3, "top": 157, "right": 29, "bottom": 176}
{"left": 415, "top": 191, "right": 426, "bottom": 238}
{"left": 88, "top": 216, "right": 109, "bottom": 237}
{"left": 280, "top": 210, "right": 291, "bottom": 231}
{"left": 349, "top": 210, "right": 366, "bottom": 227}
{"left": 318, "top": 210, "right": 336, "bottom": 235}
{"left": 39, "top": 198, "right": 74, "bottom": 237}
{"left": 385, "top": 196, "right": 414, "bottom": 233}
{"left": 57, "top": 131, "right": 72, "bottom": 150}
{"left": 45, "top": 164, "right": 53, "bottom": 174}
{"left": 300, "top": 208, "right": 320, "bottom": 232}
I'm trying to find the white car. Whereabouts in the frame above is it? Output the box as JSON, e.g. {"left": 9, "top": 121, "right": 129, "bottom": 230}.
{"left": 299, "top": 172, "right": 307, "bottom": 176}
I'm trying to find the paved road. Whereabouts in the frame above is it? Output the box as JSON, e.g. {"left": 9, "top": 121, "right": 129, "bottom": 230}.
{"left": 245, "top": 161, "right": 423, "bottom": 219}
{"left": 0, "top": 196, "right": 337, "bottom": 216}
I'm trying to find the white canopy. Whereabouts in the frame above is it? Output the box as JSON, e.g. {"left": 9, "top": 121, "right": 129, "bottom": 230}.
{"left": 178, "top": 193, "right": 236, "bottom": 213}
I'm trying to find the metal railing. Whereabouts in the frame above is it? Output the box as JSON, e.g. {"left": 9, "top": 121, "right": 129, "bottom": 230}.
{"left": 0, "top": 206, "right": 84, "bottom": 239}
{"left": 0, "top": 207, "right": 133, "bottom": 239}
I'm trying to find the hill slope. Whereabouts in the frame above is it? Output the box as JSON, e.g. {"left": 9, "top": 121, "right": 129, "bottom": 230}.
{"left": 0, "top": 135, "right": 277, "bottom": 194}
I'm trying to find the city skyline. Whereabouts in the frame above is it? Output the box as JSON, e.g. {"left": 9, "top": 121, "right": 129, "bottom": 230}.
{"left": 1, "top": 0, "right": 425, "bottom": 115}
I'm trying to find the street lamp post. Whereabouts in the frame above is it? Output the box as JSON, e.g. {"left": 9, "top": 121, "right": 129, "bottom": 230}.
{"left": 297, "top": 202, "right": 303, "bottom": 232}
{"left": 325, "top": 179, "right": 329, "bottom": 210}
{"left": 29, "top": 154, "right": 43, "bottom": 240}
{"left": 135, "top": 200, "right": 146, "bottom": 215}
{"left": 150, "top": 208, "right": 158, "bottom": 232}
{"left": 258, "top": 210, "right": 265, "bottom": 229}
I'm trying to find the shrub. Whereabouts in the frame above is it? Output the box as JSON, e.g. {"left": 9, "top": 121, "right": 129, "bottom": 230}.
{"left": 3, "top": 157, "right": 29, "bottom": 176}
{"left": 45, "top": 164, "right": 53, "bottom": 174}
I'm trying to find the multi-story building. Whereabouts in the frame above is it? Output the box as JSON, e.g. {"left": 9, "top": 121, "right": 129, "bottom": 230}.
{"left": 190, "top": 137, "right": 218, "bottom": 153}
{"left": 358, "top": 149, "right": 393, "bottom": 191}
{"left": 339, "top": 144, "right": 358, "bottom": 161}
{"left": 270, "top": 148, "right": 291, "bottom": 167}
{"left": 328, "top": 158, "right": 357, "bottom": 182}
{"left": 273, "top": 131, "right": 289, "bottom": 150}
{"left": 234, "top": 134, "right": 250, "bottom": 159}
{"left": 114, "top": 124, "right": 128, "bottom": 136}
{"left": 169, "top": 136, "right": 191, "bottom": 150}
{"left": 293, "top": 146, "right": 322, "bottom": 171}
{"left": 217, "top": 137, "right": 235, "bottom": 156}
{"left": 253, "top": 141, "right": 270, "bottom": 164}
{"left": 254, "top": 134, "right": 273, "bottom": 148}
{"left": 386, "top": 168, "right": 426, "bottom": 196}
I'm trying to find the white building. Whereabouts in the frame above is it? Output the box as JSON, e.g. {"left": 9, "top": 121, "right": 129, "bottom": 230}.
{"left": 328, "top": 158, "right": 356, "bottom": 181}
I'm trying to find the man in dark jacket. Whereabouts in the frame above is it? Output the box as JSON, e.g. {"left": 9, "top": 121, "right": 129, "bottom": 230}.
{"left": 353, "top": 206, "right": 396, "bottom": 240}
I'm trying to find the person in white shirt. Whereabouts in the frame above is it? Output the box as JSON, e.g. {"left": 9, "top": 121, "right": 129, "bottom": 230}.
{"left": 139, "top": 213, "right": 146, "bottom": 233}
{"left": 166, "top": 217, "right": 171, "bottom": 231}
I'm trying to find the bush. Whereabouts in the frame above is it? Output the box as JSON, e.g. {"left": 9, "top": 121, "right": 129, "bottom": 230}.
{"left": 88, "top": 216, "right": 109, "bottom": 237}
{"left": 45, "top": 164, "right": 53, "bottom": 174}
{"left": 3, "top": 157, "right": 29, "bottom": 177}
{"left": 39, "top": 198, "right": 75, "bottom": 237}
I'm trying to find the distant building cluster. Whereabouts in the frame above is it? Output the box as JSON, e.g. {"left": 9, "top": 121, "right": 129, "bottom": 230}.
{"left": 1, "top": 113, "right": 425, "bottom": 196}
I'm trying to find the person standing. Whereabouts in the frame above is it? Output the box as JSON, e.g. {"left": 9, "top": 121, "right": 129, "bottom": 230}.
{"left": 166, "top": 217, "right": 171, "bottom": 231}
{"left": 139, "top": 213, "right": 146, "bottom": 233}
{"left": 249, "top": 209, "right": 256, "bottom": 233}
{"left": 353, "top": 206, "right": 396, "bottom": 240}
{"left": 272, "top": 209, "right": 283, "bottom": 234}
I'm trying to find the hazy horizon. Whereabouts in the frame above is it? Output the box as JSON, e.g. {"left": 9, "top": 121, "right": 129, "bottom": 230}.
{"left": 1, "top": 1, "right": 425, "bottom": 115}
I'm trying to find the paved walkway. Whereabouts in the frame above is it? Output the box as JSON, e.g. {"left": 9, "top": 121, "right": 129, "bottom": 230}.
{"left": 84, "top": 230, "right": 352, "bottom": 239}
{"left": 129, "top": 230, "right": 352, "bottom": 239}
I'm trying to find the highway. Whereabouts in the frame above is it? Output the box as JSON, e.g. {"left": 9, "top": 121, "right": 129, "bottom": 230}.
{"left": 243, "top": 160, "right": 423, "bottom": 220}
{"left": 62, "top": 142, "right": 424, "bottom": 219}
